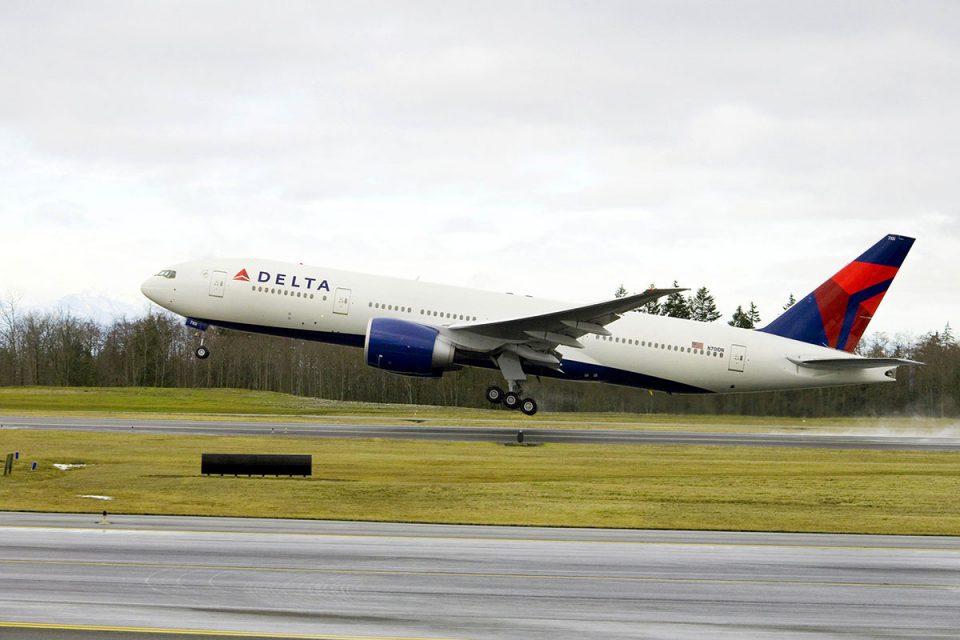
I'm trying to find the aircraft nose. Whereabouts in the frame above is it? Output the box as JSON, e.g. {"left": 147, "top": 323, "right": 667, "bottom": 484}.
{"left": 140, "top": 277, "right": 162, "bottom": 303}
{"left": 141, "top": 274, "right": 177, "bottom": 307}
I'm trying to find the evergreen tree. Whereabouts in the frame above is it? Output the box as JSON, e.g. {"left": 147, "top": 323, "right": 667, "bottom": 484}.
{"left": 728, "top": 302, "right": 761, "bottom": 329}
{"left": 661, "top": 280, "right": 691, "bottom": 319}
{"left": 689, "top": 286, "right": 721, "bottom": 322}
{"left": 729, "top": 305, "right": 748, "bottom": 328}
{"left": 783, "top": 293, "right": 797, "bottom": 310}
{"left": 942, "top": 322, "right": 955, "bottom": 347}
{"left": 614, "top": 284, "right": 628, "bottom": 299}
{"left": 637, "top": 283, "right": 662, "bottom": 315}
{"left": 747, "top": 301, "right": 762, "bottom": 327}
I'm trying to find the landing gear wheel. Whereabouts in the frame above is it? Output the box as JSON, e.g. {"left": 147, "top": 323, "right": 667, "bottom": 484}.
{"left": 195, "top": 345, "right": 210, "bottom": 360}
{"left": 485, "top": 386, "right": 505, "bottom": 404}
{"left": 520, "top": 398, "right": 538, "bottom": 416}
{"left": 503, "top": 392, "right": 521, "bottom": 410}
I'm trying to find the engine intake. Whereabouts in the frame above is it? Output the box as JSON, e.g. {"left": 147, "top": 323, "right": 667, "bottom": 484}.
{"left": 364, "top": 318, "right": 456, "bottom": 377}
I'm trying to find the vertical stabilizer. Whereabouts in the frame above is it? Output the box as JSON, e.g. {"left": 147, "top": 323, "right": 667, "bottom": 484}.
{"left": 759, "top": 234, "right": 914, "bottom": 352}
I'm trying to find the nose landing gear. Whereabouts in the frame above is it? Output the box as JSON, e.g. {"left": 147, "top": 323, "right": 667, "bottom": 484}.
{"left": 186, "top": 318, "right": 211, "bottom": 360}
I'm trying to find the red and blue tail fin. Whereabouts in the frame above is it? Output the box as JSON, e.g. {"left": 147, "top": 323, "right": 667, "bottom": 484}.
{"left": 759, "top": 234, "right": 914, "bottom": 352}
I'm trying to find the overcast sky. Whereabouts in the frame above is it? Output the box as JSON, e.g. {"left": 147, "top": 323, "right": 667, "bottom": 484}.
{"left": 1, "top": 1, "right": 957, "bottom": 338}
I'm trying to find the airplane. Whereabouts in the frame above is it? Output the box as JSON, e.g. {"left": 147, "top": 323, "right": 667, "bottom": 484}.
{"left": 141, "top": 234, "right": 919, "bottom": 416}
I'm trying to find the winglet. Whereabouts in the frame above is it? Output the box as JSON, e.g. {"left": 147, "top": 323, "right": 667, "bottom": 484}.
{"left": 760, "top": 234, "right": 914, "bottom": 352}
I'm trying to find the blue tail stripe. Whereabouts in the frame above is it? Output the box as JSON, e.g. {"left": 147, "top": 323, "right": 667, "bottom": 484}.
{"left": 855, "top": 235, "right": 915, "bottom": 267}
{"left": 836, "top": 278, "right": 893, "bottom": 350}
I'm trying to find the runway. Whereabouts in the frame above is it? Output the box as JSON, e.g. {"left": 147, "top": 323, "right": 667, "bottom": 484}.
{"left": 1, "top": 512, "right": 958, "bottom": 639}
{"left": 3, "top": 415, "right": 960, "bottom": 450}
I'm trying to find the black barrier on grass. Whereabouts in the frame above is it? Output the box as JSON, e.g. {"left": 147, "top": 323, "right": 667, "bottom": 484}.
{"left": 201, "top": 453, "right": 312, "bottom": 477}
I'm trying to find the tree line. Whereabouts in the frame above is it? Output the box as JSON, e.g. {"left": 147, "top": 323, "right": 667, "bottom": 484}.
{"left": 0, "top": 295, "right": 956, "bottom": 417}
{"left": 616, "top": 281, "right": 776, "bottom": 328}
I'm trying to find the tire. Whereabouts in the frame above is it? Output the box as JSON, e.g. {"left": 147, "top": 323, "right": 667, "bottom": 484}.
{"left": 520, "top": 398, "right": 538, "bottom": 416}
{"left": 503, "top": 392, "right": 521, "bottom": 410}
{"left": 195, "top": 346, "right": 210, "bottom": 360}
{"left": 485, "top": 386, "right": 505, "bottom": 404}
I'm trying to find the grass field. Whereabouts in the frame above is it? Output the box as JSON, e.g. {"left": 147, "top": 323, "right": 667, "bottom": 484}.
{"left": 1, "top": 386, "right": 957, "bottom": 534}
{"left": 1, "top": 428, "right": 958, "bottom": 535}
{"left": 1, "top": 386, "right": 955, "bottom": 434}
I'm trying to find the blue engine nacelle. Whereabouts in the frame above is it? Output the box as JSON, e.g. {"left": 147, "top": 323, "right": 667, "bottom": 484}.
{"left": 364, "top": 318, "right": 456, "bottom": 377}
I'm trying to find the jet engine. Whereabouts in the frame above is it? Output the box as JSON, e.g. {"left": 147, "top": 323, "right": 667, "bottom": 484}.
{"left": 364, "top": 318, "right": 456, "bottom": 377}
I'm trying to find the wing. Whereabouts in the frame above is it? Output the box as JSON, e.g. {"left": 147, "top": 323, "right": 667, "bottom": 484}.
{"left": 440, "top": 288, "right": 684, "bottom": 378}
{"left": 787, "top": 357, "right": 923, "bottom": 370}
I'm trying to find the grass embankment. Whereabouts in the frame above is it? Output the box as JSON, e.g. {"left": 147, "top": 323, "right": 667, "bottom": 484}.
{"left": 1, "top": 386, "right": 954, "bottom": 433}
{"left": 1, "top": 429, "right": 958, "bottom": 535}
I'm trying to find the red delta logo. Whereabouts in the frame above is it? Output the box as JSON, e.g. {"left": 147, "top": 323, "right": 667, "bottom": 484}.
{"left": 233, "top": 269, "right": 251, "bottom": 282}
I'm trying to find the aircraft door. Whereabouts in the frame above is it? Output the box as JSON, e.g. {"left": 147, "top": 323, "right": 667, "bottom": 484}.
{"left": 333, "top": 288, "right": 351, "bottom": 315}
{"left": 209, "top": 270, "right": 227, "bottom": 298}
{"left": 728, "top": 344, "right": 746, "bottom": 372}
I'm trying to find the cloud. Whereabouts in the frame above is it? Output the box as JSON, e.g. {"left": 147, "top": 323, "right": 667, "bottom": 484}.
{"left": 0, "top": 1, "right": 956, "bottom": 335}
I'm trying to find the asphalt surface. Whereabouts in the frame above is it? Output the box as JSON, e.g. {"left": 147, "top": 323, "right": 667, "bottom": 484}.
{"left": 1, "top": 513, "right": 958, "bottom": 640}
{"left": 3, "top": 415, "right": 960, "bottom": 450}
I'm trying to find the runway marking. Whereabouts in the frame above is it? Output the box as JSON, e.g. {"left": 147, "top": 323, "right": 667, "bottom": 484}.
{"left": 1, "top": 558, "right": 955, "bottom": 591}
{"left": 0, "top": 621, "right": 454, "bottom": 640}
{"left": 3, "top": 524, "right": 959, "bottom": 552}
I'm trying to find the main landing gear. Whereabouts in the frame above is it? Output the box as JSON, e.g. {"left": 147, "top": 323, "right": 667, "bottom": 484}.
{"left": 485, "top": 384, "right": 538, "bottom": 416}
{"left": 487, "top": 351, "right": 538, "bottom": 416}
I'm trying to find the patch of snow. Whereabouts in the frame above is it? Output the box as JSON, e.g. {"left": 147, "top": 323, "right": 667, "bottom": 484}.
{"left": 54, "top": 464, "right": 88, "bottom": 471}
{"left": 77, "top": 495, "right": 112, "bottom": 500}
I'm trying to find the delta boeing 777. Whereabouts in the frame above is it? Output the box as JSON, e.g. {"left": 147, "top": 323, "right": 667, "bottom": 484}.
{"left": 141, "top": 234, "right": 918, "bottom": 415}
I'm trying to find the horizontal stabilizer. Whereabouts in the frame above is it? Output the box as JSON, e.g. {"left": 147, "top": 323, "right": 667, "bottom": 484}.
{"left": 787, "top": 357, "right": 922, "bottom": 371}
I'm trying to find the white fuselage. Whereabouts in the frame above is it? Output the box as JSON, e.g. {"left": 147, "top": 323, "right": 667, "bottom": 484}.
{"left": 141, "top": 259, "right": 896, "bottom": 395}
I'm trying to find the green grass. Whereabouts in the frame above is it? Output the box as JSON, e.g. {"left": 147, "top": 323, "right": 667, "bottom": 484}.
{"left": 0, "top": 386, "right": 954, "bottom": 433}
{"left": 1, "top": 429, "right": 958, "bottom": 535}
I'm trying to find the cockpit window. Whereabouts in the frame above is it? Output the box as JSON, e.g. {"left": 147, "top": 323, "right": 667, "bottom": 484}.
{"left": 155, "top": 269, "right": 177, "bottom": 279}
